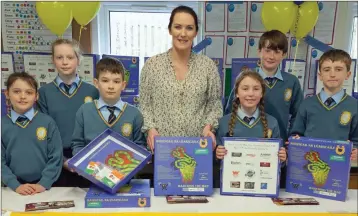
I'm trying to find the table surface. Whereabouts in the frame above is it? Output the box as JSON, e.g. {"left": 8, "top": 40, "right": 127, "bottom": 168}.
{"left": 1, "top": 188, "right": 357, "bottom": 214}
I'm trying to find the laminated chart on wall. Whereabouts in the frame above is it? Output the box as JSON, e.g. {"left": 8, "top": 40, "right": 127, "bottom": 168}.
{"left": 78, "top": 55, "right": 100, "bottom": 85}
{"left": 23, "top": 53, "right": 98, "bottom": 87}
{"left": 225, "top": 36, "right": 246, "bottom": 65}
{"left": 313, "top": 2, "right": 338, "bottom": 45}
{"left": 23, "top": 53, "right": 57, "bottom": 87}
{"left": 249, "top": 2, "right": 265, "bottom": 33}
{"left": 204, "top": 2, "right": 225, "bottom": 32}
{"left": 1, "top": 2, "right": 72, "bottom": 72}
{"left": 226, "top": 2, "right": 248, "bottom": 32}
{"left": 289, "top": 38, "right": 309, "bottom": 60}
{"left": 204, "top": 35, "right": 225, "bottom": 59}
{"left": 304, "top": 47, "right": 324, "bottom": 97}
{"left": 281, "top": 59, "right": 306, "bottom": 90}
{"left": 315, "top": 59, "right": 357, "bottom": 96}
{"left": 247, "top": 35, "right": 260, "bottom": 58}
{"left": 1, "top": 53, "right": 15, "bottom": 89}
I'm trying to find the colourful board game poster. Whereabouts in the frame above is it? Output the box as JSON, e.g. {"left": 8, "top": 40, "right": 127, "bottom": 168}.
{"left": 154, "top": 137, "right": 213, "bottom": 196}
{"left": 286, "top": 137, "right": 352, "bottom": 201}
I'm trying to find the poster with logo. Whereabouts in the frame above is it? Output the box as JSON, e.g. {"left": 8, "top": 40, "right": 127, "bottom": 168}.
{"left": 154, "top": 137, "right": 213, "bottom": 196}
{"left": 286, "top": 137, "right": 352, "bottom": 201}
{"left": 231, "top": 58, "right": 260, "bottom": 90}
{"left": 102, "top": 55, "right": 139, "bottom": 96}
{"left": 220, "top": 137, "right": 282, "bottom": 197}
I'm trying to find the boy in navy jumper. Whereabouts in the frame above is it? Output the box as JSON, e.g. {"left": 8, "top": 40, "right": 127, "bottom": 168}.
{"left": 38, "top": 39, "right": 99, "bottom": 186}
{"left": 291, "top": 49, "right": 357, "bottom": 161}
{"left": 70, "top": 57, "right": 146, "bottom": 158}
{"left": 2, "top": 72, "right": 63, "bottom": 195}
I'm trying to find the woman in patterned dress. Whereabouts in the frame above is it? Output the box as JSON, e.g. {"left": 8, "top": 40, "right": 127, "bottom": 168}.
{"left": 139, "top": 6, "right": 223, "bottom": 152}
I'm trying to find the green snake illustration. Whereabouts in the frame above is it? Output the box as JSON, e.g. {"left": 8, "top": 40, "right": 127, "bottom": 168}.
{"left": 305, "top": 151, "right": 330, "bottom": 187}
{"left": 171, "top": 147, "right": 197, "bottom": 183}
{"left": 105, "top": 150, "right": 141, "bottom": 175}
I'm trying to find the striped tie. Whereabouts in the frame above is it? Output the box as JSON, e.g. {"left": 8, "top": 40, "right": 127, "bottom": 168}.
{"left": 265, "top": 77, "right": 276, "bottom": 86}
{"left": 63, "top": 84, "right": 71, "bottom": 94}
{"left": 243, "top": 116, "right": 254, "bottom": 124}
{"left": 17, "top": 116, "right": 29, "bottom": 126}
{"left": 324, "top": 97, "right": 335, "bottom": 107}
{"left": 107, "top": 106, "right": 116, "bottom": 124}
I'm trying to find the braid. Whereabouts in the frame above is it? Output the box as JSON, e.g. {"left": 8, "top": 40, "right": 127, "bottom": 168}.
{"left": 259, "top": 99, "right": 269, "bottom": 138}
{"left": 228, "top": 98, "right": 240, "bottom": 137}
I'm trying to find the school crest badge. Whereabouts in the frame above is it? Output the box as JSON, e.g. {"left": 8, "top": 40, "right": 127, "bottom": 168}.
{"left": 284, "top": 88, "right": 292, "bottom": 101}
{"left": 335, "top": 145, "right": 345, "bottom": 155}
{"left": 200, "top": 139, "right": 208, "bottom": 148}
{"left": 340, "top": 111, "right": 351, "bottom": 125}
{"left": 121, "top": 123, "right": 132, "bottom": 137}
{"left": 132, "top": 57, "right": 137, "bottom": 64}
{"left": 138, "top": 198, "right": 147, "bottom": 207}
{"left": 84, "top": 96, "right": 93, "bottom": 103}
{"left": 36, "top": 127, "right": 47, "bottom": 141}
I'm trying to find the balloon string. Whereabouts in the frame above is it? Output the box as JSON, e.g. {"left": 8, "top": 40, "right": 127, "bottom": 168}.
{"left": 292, "top": 39, "right": 300, "bottom": 76}
{"left": 78, "top": 26, "right": 87, "bottom": 43}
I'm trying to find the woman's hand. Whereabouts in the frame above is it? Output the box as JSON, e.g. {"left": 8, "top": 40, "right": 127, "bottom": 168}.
{"left": 147, "top": 128, "right": 159, "bottom": 153}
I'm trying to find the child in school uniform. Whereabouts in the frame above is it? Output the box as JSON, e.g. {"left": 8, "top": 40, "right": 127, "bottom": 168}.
{"left": 1, "top": 72, "right": 63, "bottom": 195}
{"left": 291, "top": 49, "right": 357, "bottom": 161}
{"left": 214, "top": 71, "right": 287, "bottom": 188}
{"left": 224, "top": 30, "right": 303, "bottom": 142}
{"left": 37, "top": 39, "right": 99, "bottom": 186}
{"left": 69, "top": 57, "right": 146, "bottom": 158}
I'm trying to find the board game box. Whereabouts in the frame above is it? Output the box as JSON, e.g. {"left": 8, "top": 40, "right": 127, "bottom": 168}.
{"left": 102, "top": 55, "right": 139, "bottom": 95}
{"left": 68, "top": 129, "right": 151, "bottom": 194}
{"left": 286, "top": 136, "right": 352, "bottom": 201}
{"left": 154, "top": 137, "right": 213, "bottom": 196}
{"left": 121, "top": 95, "right": 139, "bottom": 108}
{"left": 85, "top": 179, "right": 151, "bottom": 208}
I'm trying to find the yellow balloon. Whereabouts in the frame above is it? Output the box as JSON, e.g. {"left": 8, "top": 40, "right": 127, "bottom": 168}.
{"left": 291, "top": 2, "right": 319, "bottom": 40}
{"left": 36, "top": 2, "right": 72, "bottom": 36}
{"left": 71, "top": 2, "right": 101, "bottom": 26}
{"left": 261, "top": 2, "right": 296, "bottom": 34}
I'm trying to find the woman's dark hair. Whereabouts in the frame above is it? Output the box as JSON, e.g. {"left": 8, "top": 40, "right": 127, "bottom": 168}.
{"left": 168, "top": 5, "right": 199, "bottom": 32}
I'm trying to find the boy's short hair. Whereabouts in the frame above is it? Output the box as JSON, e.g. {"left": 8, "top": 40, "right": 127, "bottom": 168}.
{"left": 258, "top": 30, "right": 288, "bottom": 54}
{"left": 96, "top": 57, "right": 126, "bottom": 80}
{"left": 318, "top": 49, "right": 352, "bottom": 72}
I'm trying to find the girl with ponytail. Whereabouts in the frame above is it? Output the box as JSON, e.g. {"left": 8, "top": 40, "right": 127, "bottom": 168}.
{"left": 215, "top": 70, "right": 286, "bottom": 162}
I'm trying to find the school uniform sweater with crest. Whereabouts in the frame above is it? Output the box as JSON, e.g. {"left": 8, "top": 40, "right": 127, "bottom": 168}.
{"left": 291, "top": 94, "right": 358, "bottom": 147}
{"left": 38, "top": 80, "right": 99, "bottom": 152}
{"left": 264, "top": 72, "right": 303, "bottom": 141}
{"left": 1, "top": 111, "right": 63, "bottom": 191}
{"left": 216, "top": 113, "right": 280, "bottom": 146}
{"left": 71, "top": 100, "right": 146, "bottom": 156}
{"left": 225, "top": 72, "right": 303, "bottom": 141}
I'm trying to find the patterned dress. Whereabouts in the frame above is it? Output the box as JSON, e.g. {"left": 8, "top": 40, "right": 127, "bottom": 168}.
{"left": 139, "top": 49, "right": 223, "bottom": 137}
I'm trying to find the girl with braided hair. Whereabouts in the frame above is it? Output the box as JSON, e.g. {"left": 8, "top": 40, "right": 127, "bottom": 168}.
{"left": 215, "top": 70, "right": 286, "bottom": 162}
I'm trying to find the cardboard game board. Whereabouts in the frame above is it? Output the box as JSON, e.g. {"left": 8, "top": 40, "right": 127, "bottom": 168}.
{"left": 286, "top": 136, "right": 352, "bottom": 201}
{"left": 154, "top": 137, "right": 213, "bottom": 196}
{"left": 85, "top": 179, "right": 151, "bottom": 208}
{"left": 68, "top": 129, "right": 151, "bottom": 194}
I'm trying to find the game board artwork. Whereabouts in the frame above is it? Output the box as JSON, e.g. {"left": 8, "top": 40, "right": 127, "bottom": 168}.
{"left": 304, "top": 151, "right": 331, "bottom": 187}
{"left": 105, "top": 150, "right": 141, "bottom": 175}
{"left": 171, "top": 146, "right": 197, "bottom": 183}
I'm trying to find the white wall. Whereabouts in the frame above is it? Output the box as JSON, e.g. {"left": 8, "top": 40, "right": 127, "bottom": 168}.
{"left": 333, "top": 1, "right": 357, "bottom": 51}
